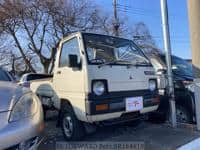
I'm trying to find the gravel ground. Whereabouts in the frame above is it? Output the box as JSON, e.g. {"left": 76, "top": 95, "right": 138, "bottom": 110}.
{"left": 38, "top": 111, "right": 200, "bottom": 150}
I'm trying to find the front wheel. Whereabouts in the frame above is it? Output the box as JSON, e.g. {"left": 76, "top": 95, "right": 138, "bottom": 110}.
{"left": 61, "top": 106, "right": 85, "bottom": 141}
{"left": 167, "top": 105, "right": 193, "bottom": 124}
{"left": 176, "top": 105, "right": 193, "bottom": 124}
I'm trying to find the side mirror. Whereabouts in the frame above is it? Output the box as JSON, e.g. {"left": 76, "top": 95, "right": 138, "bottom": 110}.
{"left": 69, "top": 54, "right": 80, "bottom": 68}
{"left": 157, "top": 68, "right": 167, "bottom": 75}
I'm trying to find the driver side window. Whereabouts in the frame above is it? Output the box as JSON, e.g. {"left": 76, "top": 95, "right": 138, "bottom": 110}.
{"left": 59, "top": 37, "right": 80, "bottom": 67}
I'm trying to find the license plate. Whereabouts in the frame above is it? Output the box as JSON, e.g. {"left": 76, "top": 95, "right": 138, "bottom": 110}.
{"left": 125, "top": 97, "right": 143, "bottom": 112}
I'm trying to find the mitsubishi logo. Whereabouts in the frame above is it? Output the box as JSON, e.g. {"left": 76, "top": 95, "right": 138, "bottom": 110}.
{"left": 129, "top": 75, "right": 133, "bottom": 80}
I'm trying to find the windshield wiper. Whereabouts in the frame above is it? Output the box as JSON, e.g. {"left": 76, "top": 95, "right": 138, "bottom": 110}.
{"left": 98, "top": 60, "right": 131, "bottom": 68}
{"left": 127, "top": 61, "right": 150, "bottom": 67}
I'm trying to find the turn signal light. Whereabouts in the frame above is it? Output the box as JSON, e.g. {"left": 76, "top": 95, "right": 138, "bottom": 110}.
{"left": 152, "top": 96, "right": 160, "bottom": 103}
{"left": 96, "top": 104, "right": 108, "bottom": 111}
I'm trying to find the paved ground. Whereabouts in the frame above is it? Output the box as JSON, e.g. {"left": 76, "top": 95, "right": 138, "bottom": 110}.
{"left": 38, "top": 111, "right": 200, "bottom": 150}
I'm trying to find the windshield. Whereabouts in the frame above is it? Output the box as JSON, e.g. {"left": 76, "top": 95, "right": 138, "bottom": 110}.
{"left": 83, "top": 33, "right": 150, "bottom": 65}
{"left": 0, "top": 69, "right": 11, "bottom": 81}
{"left": 161, "top": 55, "right": 193, "bottom": 77}
{"left": 172, "top": 56, "right": 193, "bottom": 77}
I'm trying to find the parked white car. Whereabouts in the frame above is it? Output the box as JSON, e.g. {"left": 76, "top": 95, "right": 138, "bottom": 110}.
{"left": 0, "top": 68, "right": 44, "bottom": 149}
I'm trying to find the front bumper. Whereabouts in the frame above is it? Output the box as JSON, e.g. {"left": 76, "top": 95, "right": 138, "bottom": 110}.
{"left": 0, "top": 110, "right": 44, "bottom": 150}
{"left": 85, "top": 90, "right": 159, "bottom": 122}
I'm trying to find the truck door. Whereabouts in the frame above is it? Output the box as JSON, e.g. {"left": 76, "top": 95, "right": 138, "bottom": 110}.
{"left": 54, "top": 36, "right": 85, "bottom": 108}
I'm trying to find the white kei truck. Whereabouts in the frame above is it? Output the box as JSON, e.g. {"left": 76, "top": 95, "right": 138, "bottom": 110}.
{"left": 30, "top": 32, "right": 160, "bottom": 140}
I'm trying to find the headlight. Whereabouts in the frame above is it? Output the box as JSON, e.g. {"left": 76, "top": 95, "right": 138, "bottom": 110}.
{"left": 9, "top": 93, "right": 38, "bottom": 122}
{"left": 187, "top": 83, "right": 194, "bottom": 93}
{"left": 93, "top": 81, "right": 105, "bottom": 96}
{"left": 157, "top": 74, "right": 167, "bottom": 89}
{"left": 149, "top": 79, "right": 156, "bottom": 91}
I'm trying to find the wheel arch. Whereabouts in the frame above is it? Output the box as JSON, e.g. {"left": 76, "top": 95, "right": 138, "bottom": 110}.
{"left": 59, "top": 98, "right": 87, "bottom": 122}
{"left": 175, "top": 90, "right": 195, "bottom": 117}
{"left": 60, "top": 98, "right": 74, "bottom": 111}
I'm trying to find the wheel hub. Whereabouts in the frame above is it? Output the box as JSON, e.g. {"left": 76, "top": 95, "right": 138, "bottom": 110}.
{"left": 63, "top": 116, "right": 73, "bottom": 137}
{"left": 176, "top": 109, "right": 188, "bottom": 123}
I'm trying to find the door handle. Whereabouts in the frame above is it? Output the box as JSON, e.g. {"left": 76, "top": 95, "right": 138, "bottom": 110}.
{"left": 57, "top": 71, "right": 61, "bottom": 74}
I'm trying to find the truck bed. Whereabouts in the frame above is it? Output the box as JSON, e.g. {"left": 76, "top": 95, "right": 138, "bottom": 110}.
{"left": 30, "top": 77, "right": 54, "bottom": 97}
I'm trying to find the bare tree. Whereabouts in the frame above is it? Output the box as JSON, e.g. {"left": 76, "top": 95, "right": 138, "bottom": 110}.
{"left": 0, "top": 0, "right": 112, "bottom": 73}
{"left": 0, "top": 0, "right": 37, "bottom": 72}
{"left": 0, "top": 44, "right": 37, "bottom": 76}
{"left": 132, "top": 22, "right": 160, "bottom": 54}
{"left": 0, "top": 0, "right": 130, "bottom": 74}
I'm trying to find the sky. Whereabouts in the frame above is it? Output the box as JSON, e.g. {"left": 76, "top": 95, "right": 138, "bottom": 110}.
{"left": 95, "top": 0, "right": 191, "bottom": 59}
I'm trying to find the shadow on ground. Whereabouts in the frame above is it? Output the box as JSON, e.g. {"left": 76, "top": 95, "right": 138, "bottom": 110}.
{"left": 39, "top": 111, "right": 200, "bottom": 150}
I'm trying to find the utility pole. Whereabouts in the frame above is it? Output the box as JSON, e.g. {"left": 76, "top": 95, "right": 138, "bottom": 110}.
{"left": 113, "top": 0, "right": 120, "bottom": 36}
{"left": 188, "top": 0, "right": 200, "bottom": 130}
{"left": 160, "top": 0, "right": 177, "bottom": 127}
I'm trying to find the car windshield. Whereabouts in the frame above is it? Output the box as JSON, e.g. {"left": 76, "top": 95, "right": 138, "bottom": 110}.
{"left": 172, "top": 56, "right": 193, "bottom": 77}
{"left": 161, "top": 55, "right": 193, "bottom": 77}
{"left": 0, "top": 69, "right": 11, "bottom": 81}
{"left": 83, "top": 33, "right": 150, "bottom": 65}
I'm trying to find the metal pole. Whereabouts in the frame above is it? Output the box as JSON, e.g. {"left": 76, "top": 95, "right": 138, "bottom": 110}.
{"left": 160, "top": 0, "right": 177, "bottom": 127}
{"left": 113, "top": 0, "right": 119, "bottom": 36}
{"left": 188, "top": 0, "right": 200, "bottom": 130}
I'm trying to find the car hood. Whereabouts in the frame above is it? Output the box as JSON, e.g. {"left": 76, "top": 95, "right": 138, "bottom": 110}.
{"left": 0, "top": 81, "right": 31, "bottom": 112}
{"left": 173, "top": 72, "right": 194, "bottom": 81}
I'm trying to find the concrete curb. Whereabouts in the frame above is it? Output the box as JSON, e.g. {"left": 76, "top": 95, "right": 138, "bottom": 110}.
{"left": 177, "top": 137, "right": 200, "bottom": 150}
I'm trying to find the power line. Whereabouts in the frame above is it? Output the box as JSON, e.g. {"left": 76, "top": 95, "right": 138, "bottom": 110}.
{"left": 117, "top": 7, "right": 161, "bottom": 18}
{"left": 117, "top": 4, "right": 184, "bottom": 17}
{"left": 117, "top": 5, "right": 161, "bottom": 16}
{"left": 117, "top": 3, "right": 158, "bottom": 12}
{"left": 117, "top": 4, "right": 186, "bottom": 20}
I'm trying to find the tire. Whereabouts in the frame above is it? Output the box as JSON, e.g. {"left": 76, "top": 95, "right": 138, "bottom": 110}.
{"left": 61, "top": 105, "right": 85, "bottom": 141}
{"left": 176, "top": 105, "right": 193, "bottom": 124}
{"left": 148, "top": 111, "right": 167, "bottom": 124}
{"left": 43, "top": 106, "right": 47, "bottom": 121}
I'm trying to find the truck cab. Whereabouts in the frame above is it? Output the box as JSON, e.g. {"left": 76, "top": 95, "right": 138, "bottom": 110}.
{"left": 32, "top": 32, "right": 160, "bottom": 140}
